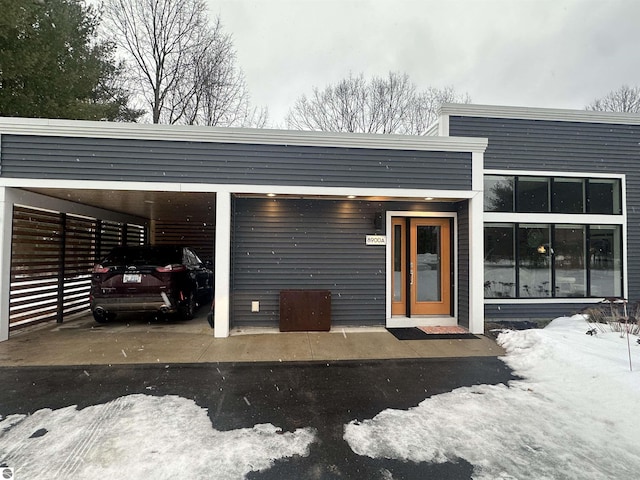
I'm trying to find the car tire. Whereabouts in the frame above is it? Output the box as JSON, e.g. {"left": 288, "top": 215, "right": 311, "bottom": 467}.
{"left": 93, "top": 310, "right": 111, "bottom": 323}
{"left": 180, "top": 291, "right": 196, "bottom": 320}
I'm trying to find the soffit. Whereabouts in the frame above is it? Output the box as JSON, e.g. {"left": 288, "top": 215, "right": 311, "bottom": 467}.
{"left": 24, "top": 188, "right": 215, "bottom": 222}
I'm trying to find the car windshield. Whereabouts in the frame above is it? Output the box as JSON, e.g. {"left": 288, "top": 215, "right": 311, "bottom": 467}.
{"left": 102, "top": 246, "right": 183, "bottom": 266}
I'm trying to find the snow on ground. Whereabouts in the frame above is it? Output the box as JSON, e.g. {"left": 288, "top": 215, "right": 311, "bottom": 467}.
{"left": 0, "top": 394, "right": 315, "bottom": 479}
{"left": 344, "top": 315, "right": 640, "bottom": 480}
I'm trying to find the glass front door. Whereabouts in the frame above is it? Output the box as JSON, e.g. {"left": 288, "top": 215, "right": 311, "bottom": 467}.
{"left": 392, "top": 217, "right": 452, "bottom": 316}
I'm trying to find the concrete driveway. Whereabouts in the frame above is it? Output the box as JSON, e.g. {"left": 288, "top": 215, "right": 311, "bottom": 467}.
{"left": 0, "top": 313, "right": 504, "bottom": 366}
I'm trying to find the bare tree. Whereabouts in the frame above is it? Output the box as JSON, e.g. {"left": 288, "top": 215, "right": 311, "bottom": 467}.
{"left": 286, "top": 72, "right": 470, "bottom": 134}
{"left": 176, "top": 18, "right": 268, "bottom": 127}
{"left": 586, "top": 85, "right": 640, "bottom": 113}
{"left": 406, "top": 86, "right": 471, "bottom": 135}
{"left": 103, "top": 0, "right": 266, "bottom": 126}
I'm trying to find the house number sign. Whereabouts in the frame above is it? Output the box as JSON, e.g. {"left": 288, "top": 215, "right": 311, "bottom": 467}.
{"left": 366, "top": 235, "right": 387, "bottom": 246}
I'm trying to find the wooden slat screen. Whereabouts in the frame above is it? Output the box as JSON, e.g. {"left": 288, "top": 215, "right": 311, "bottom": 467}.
{"left": 154, "top": 221, "right": 214, "bottom": 262}
{"left": 98, "top": 220, "right": 123, "bottom": 260}
{"left": 10, "top": 206, "right": 147, "bottom": 328}
{"left": 126, "top": 223, "right": 147, "bottom": 247}
{"left": 63, "top": 215, "right": 97, "bottom": 318}
{"left": 10, "top": 207, "right": 64, "bottom": 325}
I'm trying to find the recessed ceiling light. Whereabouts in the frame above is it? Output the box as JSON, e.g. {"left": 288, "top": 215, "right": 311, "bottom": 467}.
{"left": 267, "top": 193, "right": 276, "bottom": 197}
{"left": 347, "top": 195, "right": 356, "bottom": 199}
{"left": 425, "top": 197, "right": 434, "bottom": 201}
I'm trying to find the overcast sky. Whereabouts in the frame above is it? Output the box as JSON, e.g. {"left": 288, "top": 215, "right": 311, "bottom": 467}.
{"left": 208, "top": 0, "right": 640, "bottom": 127}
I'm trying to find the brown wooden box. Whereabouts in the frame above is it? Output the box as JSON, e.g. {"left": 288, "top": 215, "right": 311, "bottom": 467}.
{"left": 279, "top": 290, "right": 331, "bottom": 332}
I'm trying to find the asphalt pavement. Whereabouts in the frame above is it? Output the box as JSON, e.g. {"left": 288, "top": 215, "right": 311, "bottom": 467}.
{"left": 0, "top": 357, "right": 516, "bottom": 479}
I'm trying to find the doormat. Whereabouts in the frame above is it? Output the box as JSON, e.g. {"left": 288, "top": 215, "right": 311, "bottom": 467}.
{"left": 386, "top": 327, "right": 479, "bottom": 340}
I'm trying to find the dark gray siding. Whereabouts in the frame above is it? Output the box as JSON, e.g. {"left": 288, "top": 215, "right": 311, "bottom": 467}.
{"left": 451, "top": 115, "right": 640, "bottom": 317}
{"left": 485, "top": 303, "right": 591, "bottom": 322}
{"left": 456, "top": 201, "right": 470, "bottom": 328}
{"left": 231, "top": 198, "right": 461, "bottom": 327}
{"left": 450, "top": 116, "right": 640, "bottom": 174}
{"left": 1, "top": 135, "right": 472, "bottom": 190}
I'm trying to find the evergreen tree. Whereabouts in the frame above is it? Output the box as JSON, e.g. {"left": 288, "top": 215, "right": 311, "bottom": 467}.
{"left": 0, "top": 0, "right": 142, "bottom": 121}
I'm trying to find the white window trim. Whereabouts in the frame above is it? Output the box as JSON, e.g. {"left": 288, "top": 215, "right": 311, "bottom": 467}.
{"left": 485, "top": 169, "right": 625, "bottom": 180}
{"left": 485, "top": 213, "right": 624, "bottom": 224}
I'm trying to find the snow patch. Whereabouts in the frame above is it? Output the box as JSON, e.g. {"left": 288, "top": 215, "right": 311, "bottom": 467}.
{"left": 0, "top": 394, "right": 316, "bottom": 479}
{"left": 344, "top": 315, "right": 640, "bottom": 479}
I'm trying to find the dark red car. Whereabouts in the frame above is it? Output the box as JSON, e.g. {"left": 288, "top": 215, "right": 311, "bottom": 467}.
{"left": 90, "top": 245, "right": 213, "bottom": 323}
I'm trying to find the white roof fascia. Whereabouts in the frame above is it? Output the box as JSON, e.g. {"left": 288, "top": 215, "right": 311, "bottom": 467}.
{"left": 0, "top": 178, "right": 478, "bottom": 200}
{"left": 0, "top": 117, "right": 487, "bottom": 154}
{"left": 440, "top": 103, "right": 640, "bottom": 126}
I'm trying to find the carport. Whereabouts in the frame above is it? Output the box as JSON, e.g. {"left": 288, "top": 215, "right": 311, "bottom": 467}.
{"left": 0, "top": 186, "right": 216, "bottom": 339}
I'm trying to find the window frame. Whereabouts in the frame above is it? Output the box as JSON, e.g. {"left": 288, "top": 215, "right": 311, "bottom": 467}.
{"left": 484, "top": 169, "right": 626, "bottom": 303}
{"left": 484, "top": 222, "right": 622, "bottom": 299}
{"left": 484, "top": 172, "right": 623, "bottom": 215}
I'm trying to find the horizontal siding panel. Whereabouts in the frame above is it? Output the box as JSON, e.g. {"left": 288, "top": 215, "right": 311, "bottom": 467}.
{"left": 485, "top": 303, "right": 591, "bottom": 322}
{"left": 1, "top": 135, "right": 472, "bottom": 190}
{"left": 232, "top": 199, "right": 373, "bottom": 327}
{"left": 450, "top": 117, "right": 640, "bottom": 172}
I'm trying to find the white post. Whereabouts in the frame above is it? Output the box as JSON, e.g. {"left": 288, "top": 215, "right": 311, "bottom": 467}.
{"left": 0, "top": 187, "right": 14, "bottom": 341}
{"left": 468, "top": 193, "right": 485, "bottom": 334}
{"left": 468, "top": 150, "right": 485, "bottom": 334}
{"left": 213, "top": 191, "right": 231, "bottom": 337}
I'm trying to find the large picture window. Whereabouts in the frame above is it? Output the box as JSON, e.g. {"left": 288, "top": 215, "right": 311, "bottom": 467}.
{"left": 484, "top": 225, "right": 515, "bottom": 297}
{"left": 484, "top": 175, "right": 622, "bottom": 214}
{"left": 590, "top": 225, "right": 623, "bottom": 297}
{"left": 484, "top": 223, "right": 622, "bottom": 299}
{"left": 554, "top": 225, "right": 587, "bottom": 297}
{"left": 518, "top": 224, "right": 552, "bottom": 297}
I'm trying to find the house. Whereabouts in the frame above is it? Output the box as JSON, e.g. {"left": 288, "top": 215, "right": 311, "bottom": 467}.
{"left": 0, "top": 104, "right": 634, "bottom": 341}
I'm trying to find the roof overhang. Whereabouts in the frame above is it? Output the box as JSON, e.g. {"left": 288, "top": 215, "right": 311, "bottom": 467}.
{"left": 0, "top": 116, "right": 487, "bottom": 154}
{"left": 440, "top": 103, "right": 640, "bottom": 126}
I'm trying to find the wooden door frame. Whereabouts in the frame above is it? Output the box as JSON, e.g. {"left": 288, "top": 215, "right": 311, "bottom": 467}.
{"left": 386, "top": 211, "right": 458, "bottom": 328}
